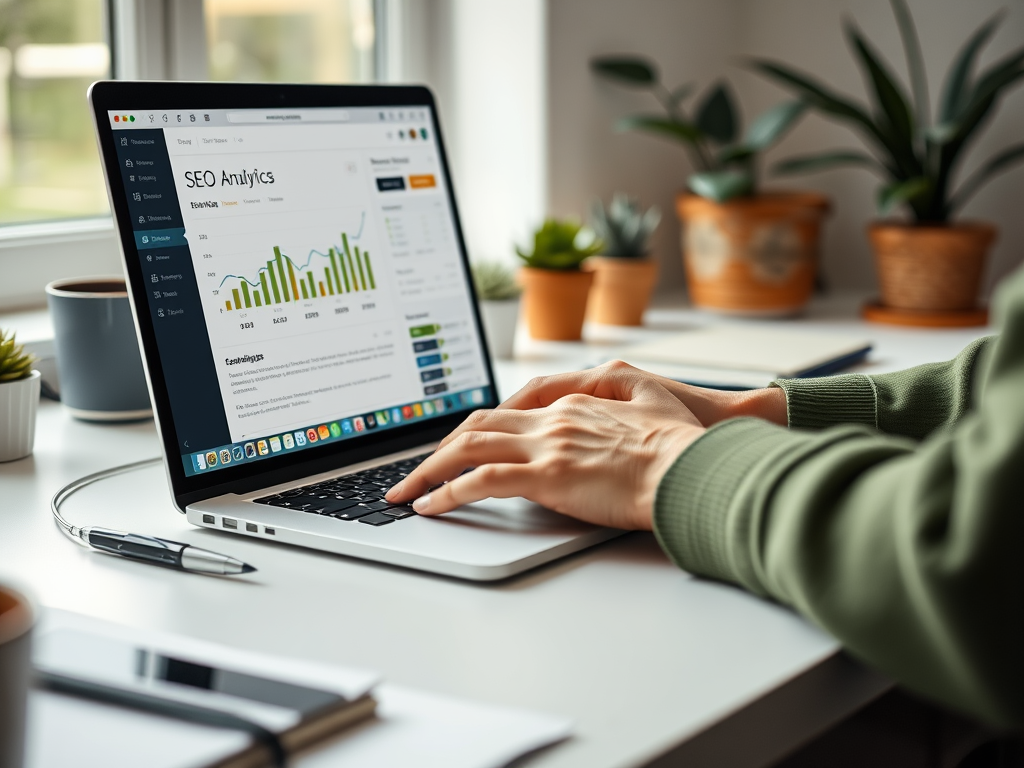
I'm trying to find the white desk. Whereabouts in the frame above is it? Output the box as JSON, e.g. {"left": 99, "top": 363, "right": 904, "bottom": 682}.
{"left": 0, "top": 294, "right": 991, "bottom": 768}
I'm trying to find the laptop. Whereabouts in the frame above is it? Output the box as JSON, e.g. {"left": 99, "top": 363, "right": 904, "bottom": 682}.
{"left": 88, "top": 81, "right": 621, "bottom": 581}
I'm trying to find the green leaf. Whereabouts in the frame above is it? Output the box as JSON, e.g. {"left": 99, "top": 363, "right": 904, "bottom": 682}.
{"left": 844, "top": 21, "right": 915, "bottom": 155}
{"left": 615, "top": 115, "right": 704, "bottom": 146}
{"left": 939, "top": 11, "right": 1004, "bottom": 122}
{"left": 516, "top": 219, "right": 603, "bottom": 270}
{"left": 948, "top": 142, "right": 1024, "bottom": 213}
{"left": 694, "top": 82, "right": 737, "bottom": 144}
{"left": 687, "top": 170, "right": 754, "bottom": 202}
{"left": 772, "top": 151, "right": 881, "bottom": 176}
{"left": 890, "top": 0, "right": 930, "bottom": 134}
{"left": 590, "top": 57, "right": 658, "bottom": 87}
{"left": 717, "top": 145, "right": 756, "bottom": 165}
{"left": 937, "top": 65, "right": 1024, "bottom": 149}
{"left": 744, "top": 101, "right": 806, "bottom": 150}
{"left": 877, "top": 176, "right": 931, "bottom": 215}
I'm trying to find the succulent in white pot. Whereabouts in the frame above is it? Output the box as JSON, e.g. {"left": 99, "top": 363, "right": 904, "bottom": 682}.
{"left": 472, "top": 261, "right": 522, "bottom": 359}
{"left": 0, "top": 329, "right": 40, "bottom": 462}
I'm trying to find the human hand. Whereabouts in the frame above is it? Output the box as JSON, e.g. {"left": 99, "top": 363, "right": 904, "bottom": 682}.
{"left": 385, "top": 362, "right": 705, "bottom": 530}
{"left": 498, "top": 360, "right": 788, "bottom": 428}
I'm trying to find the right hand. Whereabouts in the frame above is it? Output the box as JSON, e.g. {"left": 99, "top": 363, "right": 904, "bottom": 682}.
{"left": 498, "top": 360, "right": 788, "bottom": 428}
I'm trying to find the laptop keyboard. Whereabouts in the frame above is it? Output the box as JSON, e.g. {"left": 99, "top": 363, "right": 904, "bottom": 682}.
{"left": 252, "top": 453, "right": 430, "bottom": 527}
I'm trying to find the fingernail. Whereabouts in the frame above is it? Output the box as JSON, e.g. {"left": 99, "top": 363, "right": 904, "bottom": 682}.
{"left": 386, "top": 481, "right": 403, "bottom": 499}
{"left": 412, "top": 494, "right": 431, "bottom": 513}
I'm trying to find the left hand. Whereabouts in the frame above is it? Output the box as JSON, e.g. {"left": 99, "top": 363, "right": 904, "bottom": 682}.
{"left": 385, "top": 365, "right": 705, "bottom": 530}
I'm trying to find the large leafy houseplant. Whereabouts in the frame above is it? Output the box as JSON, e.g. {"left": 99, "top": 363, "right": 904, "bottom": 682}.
{"left": 753, "top": 0, "right": 1024, "bottom": 221}
{"left": 591, "top": 57, "right": 806, "bottom": 202}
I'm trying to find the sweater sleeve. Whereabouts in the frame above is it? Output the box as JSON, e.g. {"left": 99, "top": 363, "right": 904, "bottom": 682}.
{"left": 653, "top": 270, "right": 1024, "bottom": 729}
{"left": 773, "top": 337, "right": 992, "bottom": 439}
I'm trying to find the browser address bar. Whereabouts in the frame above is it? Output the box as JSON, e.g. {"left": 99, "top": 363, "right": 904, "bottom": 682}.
{"left": 225, "top": 109, "right": 351, "bottom": 124}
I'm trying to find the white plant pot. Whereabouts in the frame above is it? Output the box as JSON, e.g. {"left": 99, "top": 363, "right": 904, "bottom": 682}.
{"left": 0, "top": 370, "right": 40, "bottom": 462}
{"left": 479, "top": 299, "right": 520, "bottom": 360}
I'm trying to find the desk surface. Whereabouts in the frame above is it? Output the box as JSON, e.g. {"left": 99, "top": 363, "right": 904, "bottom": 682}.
{"left": 0, "top": 294, "right": 991, "bottom": 768}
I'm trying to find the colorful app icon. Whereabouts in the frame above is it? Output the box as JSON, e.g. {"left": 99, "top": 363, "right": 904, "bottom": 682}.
{"left": 391, "top": 408, "right": 402, "bottom": 423}
{"left": 353, "top": 416, "right": 365, "bottom": 432}
{"left": 282, "top": 433, "right": 295, "bottom": 449}
{"left": 422, "top": 401, "right": 435, "bottom": 416}
{"left": 433, "top": 398, "right": 445, "bottom": 413}
{"left": 206, "top": 451, "right": 218, "bottom": 467}
{"left": 329, "top": 422, "right": 342, "bottom": 437}
{"left": 244, "top": 442, "right": 256, "bottom": 458}
{"left": 402, "top": 405, "right": 413, "bottom": 419}
{"left": 306, "top": 428, "right": 319, "bottom": 443}
{"left": 317, "top": 424, "right": 330, "bottom": 440}
{"left": 257, "top": 440, "right": 269, "bottom": 455}
{"left": 376, "top": 410, "right": 389, "bottom": 426}
{"left": 412, "top": 403, "right": 424, "bottom": 417}
{"left": 195, "top": 453, "right": 207, "bottom": 470}
{"left": 232, "top": 446, "right": 244, "bottom": 462}
{"left": 294, "top": 431, "right": 307, "bottom": 447}
{"left": 342, "top": 420, "right": 353, "bottom": 434}
{"left": 219, "top": 449, "right": 232, "bottom": 465}
{"left": 269, "top": 436, "right": 282, "bottom": 453}
{"left": 365, "top": 413, "right": 377, "bottom": 429}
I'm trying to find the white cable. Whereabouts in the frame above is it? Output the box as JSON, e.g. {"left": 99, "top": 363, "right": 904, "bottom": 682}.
{"left": 50, "top": 457, "right": 163, "bottom": 546}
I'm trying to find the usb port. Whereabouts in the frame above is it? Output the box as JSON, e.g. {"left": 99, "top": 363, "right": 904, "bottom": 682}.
{"left": 222, "top": 517, "right": 237, "bottom": 529}
{"left": 245, "top": 522, "right": 257, "bottom": 533}
{"left": 202, "top": 514, "right": 214, "bottom": 524}
{"left": 264, "top": 527, "right": 276, "bottom": 536}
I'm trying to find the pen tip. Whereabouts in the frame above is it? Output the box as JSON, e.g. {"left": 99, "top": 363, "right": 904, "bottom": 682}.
{"left": 240, "top": 563, "right": 257, "bottom": 574}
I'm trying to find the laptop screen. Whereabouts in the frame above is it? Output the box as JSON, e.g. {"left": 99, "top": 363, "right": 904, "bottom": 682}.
{"left": 105, "top": 105, "right": 493, "bottom": 477}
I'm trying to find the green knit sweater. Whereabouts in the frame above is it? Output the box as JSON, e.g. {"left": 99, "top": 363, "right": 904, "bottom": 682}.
{"left": 653, "top": 267, "right": 1024, "bottom": 730}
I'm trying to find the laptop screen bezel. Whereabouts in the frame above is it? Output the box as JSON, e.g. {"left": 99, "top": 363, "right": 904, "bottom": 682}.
{"left": 88, "top": 81, "right": 500, "bottom": 510}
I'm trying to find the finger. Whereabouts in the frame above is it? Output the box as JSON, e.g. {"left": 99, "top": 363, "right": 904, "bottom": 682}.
{"left": 435, "top": 407, "right": 538, "bottom": 452}
{"left": 410, "top": 463, "right": 537, "bottom": 515}
{"left": 499, "top": 360, "right": 664, "bottom": 411}
{"left": 386, "top": 431, "right": 532, "bottom": 502}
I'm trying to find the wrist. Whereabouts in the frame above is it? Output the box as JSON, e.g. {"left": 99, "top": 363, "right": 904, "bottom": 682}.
{"left": 726, "top": 386, "right": 788, "bottom": 426}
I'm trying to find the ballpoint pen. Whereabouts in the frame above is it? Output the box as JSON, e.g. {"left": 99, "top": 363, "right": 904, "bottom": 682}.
{"left": 51, "top": 457, "right": 257, "bottom": 576}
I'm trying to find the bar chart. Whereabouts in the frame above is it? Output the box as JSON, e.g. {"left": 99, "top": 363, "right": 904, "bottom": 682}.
{"left": 222, "top": 232, "right": 376, "bottom": 311}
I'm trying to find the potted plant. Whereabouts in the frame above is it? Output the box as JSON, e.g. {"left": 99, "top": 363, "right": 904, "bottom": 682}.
{"left": 516, "top": 219, "right": 603, "bottom": 340}
{"left": 752, "top": 0, "right": 1024, "bottom": 322}
{"left": 472, "top": 261, "right": 522, "bottom": 359}
{"left": 585, "top": 193, "right": 661, "bottom": 326}
{"left": 592, "top": 57, "right": 829, "bottom": 315}
{"left": 0, "top": 329, "right": 40, "bottom": 463}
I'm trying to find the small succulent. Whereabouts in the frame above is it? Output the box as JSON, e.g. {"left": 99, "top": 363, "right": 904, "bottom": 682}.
{"left": 0, "top": 329, "right": 35, "bottom": 383}
{"left": 472, "top": 261, "right": 522, "bottom": 301}
{"left": 589, "top": 193, "right": 661, "bottom": 259}
{"left": 516, "top": 219, "right": 603, "bottom": 271}
{"left": 591, "top": 57, "right": 807, "bottom": 202}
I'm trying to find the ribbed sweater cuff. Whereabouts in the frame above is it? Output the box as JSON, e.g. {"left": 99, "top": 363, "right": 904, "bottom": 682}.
{"left": 652, "top": 418, "right": 811, "bottom": 594}
{"left": 772, "top": 374, "right": 877, "bottom": 430}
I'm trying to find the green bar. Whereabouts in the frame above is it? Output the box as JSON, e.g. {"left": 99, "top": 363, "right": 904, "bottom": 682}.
{"left": 300, "top": 281, "right": 308, "bottom": 299}
{"left": 363, "top": 251, "right": 376, "bottom": 290}
{"left": 329, "top": 248, "right": 342, "bottom": 294}
{"left": 339, "top": 250, "right": 352, "bottom": 292}
{"left": 409, "top": 323, "right": 441, "bottom": 338}
{"left": 232, "top": 288, "right": 241, "bottom": 309}
{"left": 354, "top": 246, "right": 367, "bottom": 291}
{"left": 259, "top": 271, "right": 271, "bottom": 305}
{"left": 275, "top": 247, "right": 290, "bottom": 302}
{"left": 324, "top": 267, "right": 334, "bottom": 295}
{"left": 342, "top": 233, "right": 359, "bottom": 292}
{"left": 287, "top": 259, "right": 300, "bottom": 301}
{"left": 254, "top": 293, "right": 262, "bottom": 307}
{"left": 268, "top": 260, "right": 281, "bottom": 303}
{"left": 307, "top": 272, "right": 315, "bottom": 299}
{"left": 241, "top": 281, "right": 252, "bottom": 308}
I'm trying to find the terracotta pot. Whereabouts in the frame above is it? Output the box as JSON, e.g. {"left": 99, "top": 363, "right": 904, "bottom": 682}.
{"left": 676, "top": 192, "right": 830, "bottom": 315}
{"left": 519, "top": 267, "right": 593, "bottom": 340}
{"left": 868, "top": 222, "right": 996, "bottom": 312}
{"left": 584, "top": 257, "right": 659, "bottom": 326}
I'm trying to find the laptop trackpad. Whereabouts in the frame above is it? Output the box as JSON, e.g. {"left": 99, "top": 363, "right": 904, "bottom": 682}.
{"left": 430, "top": 497, "right": 599, "bottom": 535}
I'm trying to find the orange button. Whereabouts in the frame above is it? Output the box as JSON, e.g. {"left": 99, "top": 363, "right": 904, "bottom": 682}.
{"left": 408, "top": 174, "right": 436, "bottom": 189}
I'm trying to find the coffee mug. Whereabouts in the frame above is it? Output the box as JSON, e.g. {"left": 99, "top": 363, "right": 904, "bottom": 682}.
{"left": 46, "top": 277, "right": 152, "bottom": 421}
{"left": 0, "top": 584, "right": 34, "bottom": 768}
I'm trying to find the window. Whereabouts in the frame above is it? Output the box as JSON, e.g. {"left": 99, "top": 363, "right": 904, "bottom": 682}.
{"left": 0, "top": 0, "right": 112, "bottom": 224}
{"left": 205, "top": 0, "right": 376, "bottom": 84}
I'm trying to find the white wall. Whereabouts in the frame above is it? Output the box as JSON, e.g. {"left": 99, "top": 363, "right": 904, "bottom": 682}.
{"left": 547, "top": 0, "right": 1024, "bottom": 296}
